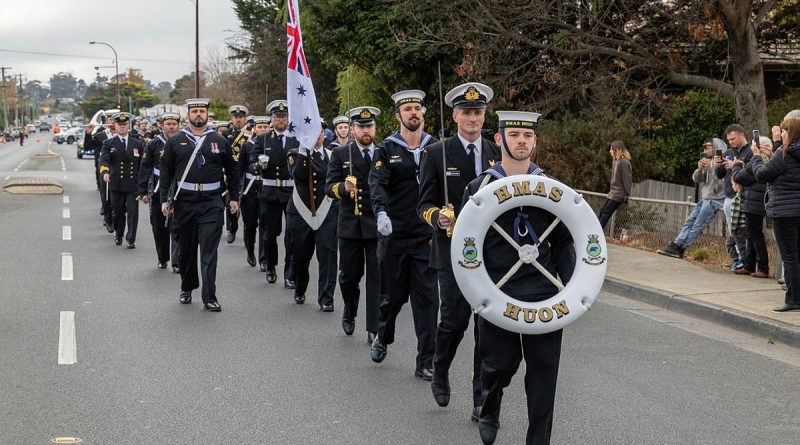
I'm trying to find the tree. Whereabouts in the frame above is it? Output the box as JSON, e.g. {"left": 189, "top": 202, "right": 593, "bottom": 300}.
{"left": 49, "top": 72, "right": 79, "bottom": 99}
{"left": 80, "top": 81, "right": 158, "bottom": 117}
{"left": 392, "top": 0, "right": 799, "bottom": 132}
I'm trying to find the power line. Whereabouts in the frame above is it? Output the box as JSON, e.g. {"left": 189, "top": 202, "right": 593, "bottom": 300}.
{"left": 0, "top": 48, "right": 190, "bottom": 65}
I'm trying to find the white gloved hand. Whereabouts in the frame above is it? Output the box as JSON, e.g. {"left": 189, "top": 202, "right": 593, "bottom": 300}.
{"left": 257, "top": 154, "right": 270, "bottom": 167}
{"left": 377, "top": 211, "right": 392, "bottom": 236}
{"left": 298, "top": 146, "right": 309, "bottom": 156}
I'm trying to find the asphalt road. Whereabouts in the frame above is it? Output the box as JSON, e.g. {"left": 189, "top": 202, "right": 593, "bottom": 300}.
{"left": 1, "top": 136, "right": 799, "bottom": 444}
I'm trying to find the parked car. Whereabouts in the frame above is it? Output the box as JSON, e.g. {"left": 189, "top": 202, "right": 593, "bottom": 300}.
{"left": 25, "top": 124, "right": 35, "bottom": 134}
{"left": 55, "top": 127, "right": 84, "bottom": 145}
{"left": 39, "top": 122, "right": 51, "bottom": 132}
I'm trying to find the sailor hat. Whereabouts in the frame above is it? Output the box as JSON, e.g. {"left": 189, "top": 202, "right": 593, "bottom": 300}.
{"left": 444, "top": 82, "right": 493, "bottom": 108}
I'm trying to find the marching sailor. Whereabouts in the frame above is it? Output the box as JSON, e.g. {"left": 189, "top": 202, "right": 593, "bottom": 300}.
{"left": 223, "top": 105, "right": 251, "bottom": 244}
{"left": 238, "top": 115, "right": 271, "bottom": 269}
{"left": 325, "top": 106, "right": 381, "bottom": 342}
{"left": 417, "top": 82, "right": 500, "bottom": 419}
{"left": 327, "top": 115, "right": 350, "bottom": 149}
{"left": 368, "top": 90, "right": 438, "bottom": 381}
{"left": 99, "top": 112, "right": 144, "bottom": 248}
{"left": 138, "top": 112, "right": 181, "bottom": 270}
{"left": 462, "top": 111, "right": 574, "bottom": 445}
{"left": 158, "top": 98, "right": 240, "bottom": 311}
{"left": 287, "top": 129, "right": 339, "bottom": 308}
{"left": 254, "top": 100, "right": 298, "bottom": 288}
{"left": 94, "top": 111, "right": 119, "bottom": 233}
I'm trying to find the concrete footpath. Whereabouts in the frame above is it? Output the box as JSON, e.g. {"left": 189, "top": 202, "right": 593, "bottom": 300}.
{"left": 603, "top": 244, "right": 800, "bottom": 349}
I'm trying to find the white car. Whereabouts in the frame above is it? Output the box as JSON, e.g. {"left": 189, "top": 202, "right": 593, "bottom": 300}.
{"left": 54, "top": 127, "right": 85, "bottom": 145}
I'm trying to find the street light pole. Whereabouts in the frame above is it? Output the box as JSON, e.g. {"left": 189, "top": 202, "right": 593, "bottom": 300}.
{"left": 89, "top": 41, "right": 120, "bottom": 106}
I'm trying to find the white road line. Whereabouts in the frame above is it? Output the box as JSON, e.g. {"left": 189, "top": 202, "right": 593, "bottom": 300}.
{"left": 62, "top": 225, "right": 71, "bottom": 240}
{"left": 62, "top": 208, "right": 70, "bottom": 219}
{"left": 63, "top": 195, "right": 70, "bottom": 204}
{"left": 61, "top": 253, "right": 73, "bottom": 281}
{"left": 3, "top": 176, "right": 8, "bottom": 180}
{"left": 58, "top": 311, "right": 77, "bottom": 365}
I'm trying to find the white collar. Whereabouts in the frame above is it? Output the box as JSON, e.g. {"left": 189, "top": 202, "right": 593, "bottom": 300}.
{"left": 274, "top": 130, "right": 288, "bottom": 137}
{"left": 457, "top": 133, "right": 482, "bottom": 152}
{"left": 356, "top": 142, "right": 375, "bottom": 152}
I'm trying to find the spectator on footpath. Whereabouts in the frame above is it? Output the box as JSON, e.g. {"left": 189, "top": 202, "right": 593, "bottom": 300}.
{"left": 731, "top": 123, "right": 770, "bottom": 278}
{"left": 716, "top": 126, "right": 748, "bottom": 270}
{"left": 729, "top": 177, "right": 748, "bottom": 270}
{"left": 598, "top": 140, "right": 632, "bottom": 229}
{"left": 751, "top": 117, "right": 800, "bottom": 312}
{"left": 657, "top": 138, "right": 725, "bottom": 258}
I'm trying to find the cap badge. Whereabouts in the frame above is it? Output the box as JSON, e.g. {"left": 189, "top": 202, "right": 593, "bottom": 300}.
{"left": 359, "top": 109, "right": 371, "bottom": 119}
{"left": 465, "top": 87, "right": 479, "bottom": 101}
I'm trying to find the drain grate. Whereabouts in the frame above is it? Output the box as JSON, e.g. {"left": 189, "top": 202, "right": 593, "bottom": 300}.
{"left": 3, "top": 178, "right": 64, "bottom": 195}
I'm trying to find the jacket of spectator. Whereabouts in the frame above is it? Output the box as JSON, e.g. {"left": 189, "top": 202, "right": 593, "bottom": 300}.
{"left": 692, "top": 163, "right": 725, "bottom": 202}
{"left": 732, "top": 143, "right": 767, "bottom": 216}
{"left": 607, "top": 158, "right": 632, "bottom": 202}
{"left": 715, "top": 148, "right": 739, "bottom": 198}
{"left": 750, "top": 142, "right": 800, "bottom": 218}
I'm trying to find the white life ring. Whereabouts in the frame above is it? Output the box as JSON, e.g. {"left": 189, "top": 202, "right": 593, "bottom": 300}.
{"left": 451, "top": 174, "right": 607, "bottom": 335}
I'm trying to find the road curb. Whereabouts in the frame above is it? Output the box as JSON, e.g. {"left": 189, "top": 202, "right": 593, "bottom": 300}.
{"left": 603, "top": 276, "right": 800, "bottom": 349}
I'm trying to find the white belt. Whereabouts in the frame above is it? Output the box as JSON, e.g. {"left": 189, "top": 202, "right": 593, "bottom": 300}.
{"left": 179, "top": 181, "right": 221, "bottom": 192}
{"left": 153, "top": 167, "right": 161, "bottom": 176}
{"left": 262, "top": 179, "right": 294, "bottom": 187}
{"left": 245, "top": 172, "right": 260, "bottom": 180}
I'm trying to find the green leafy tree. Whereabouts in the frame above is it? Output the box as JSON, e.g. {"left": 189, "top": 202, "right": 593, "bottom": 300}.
{"left": 80, "top": 81, "right": 158, "bottom": 117}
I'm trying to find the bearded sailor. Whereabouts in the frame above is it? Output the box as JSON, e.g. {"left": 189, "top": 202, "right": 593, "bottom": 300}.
{"left": 368, "top": 90, "right": 438, "bottom": 381}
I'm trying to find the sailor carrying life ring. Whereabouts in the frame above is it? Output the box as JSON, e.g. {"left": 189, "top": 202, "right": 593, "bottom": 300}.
{"left": 451, "top": 174, "right": 607, "bottom": 335}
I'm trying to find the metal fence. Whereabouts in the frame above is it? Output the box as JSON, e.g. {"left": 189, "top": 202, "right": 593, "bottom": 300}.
{"left": 578, "top": 189, "right": 781, "bottom": 275}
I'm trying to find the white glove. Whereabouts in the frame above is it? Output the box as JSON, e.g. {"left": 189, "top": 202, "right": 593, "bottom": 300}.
{"left": 298, "top": 146, "right": 309, "bottom": 156}
{"left": 257, "top": 154, "right": 270, "bottom": 167}
{"left": 377, "top": 211, "right": 392, "bottom": 236}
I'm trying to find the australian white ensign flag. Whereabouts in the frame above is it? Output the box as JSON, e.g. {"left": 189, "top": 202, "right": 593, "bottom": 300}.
{"left": 287, "top": 0, "right": 321, "bottom": 149}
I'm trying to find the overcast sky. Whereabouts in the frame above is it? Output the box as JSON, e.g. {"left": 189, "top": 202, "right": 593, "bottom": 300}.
{"left": 0, "top": 0, "right": 241, "bottom": 86}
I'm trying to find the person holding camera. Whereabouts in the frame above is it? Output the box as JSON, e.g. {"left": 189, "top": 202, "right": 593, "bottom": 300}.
{"left": 658, "top": 138, "right": 725, "bottom": 258}
{"left": 750, "top": 117, "right": 800, "bottom": 312}
{"left": 730, "top": 125, "right": 770, "bottom": 278}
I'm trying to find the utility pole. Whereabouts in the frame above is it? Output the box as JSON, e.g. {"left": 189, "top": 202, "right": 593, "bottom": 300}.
{"left": 0, "top": 67, "right": 11, "bottom": 130}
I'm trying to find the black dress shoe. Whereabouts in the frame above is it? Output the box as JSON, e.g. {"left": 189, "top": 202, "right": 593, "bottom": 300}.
{"left": 415, "top": 367, "right": 434, "bottom": 381}
{"left": 284, "top": 278, "right": 295, "bottom": 289}
{"left": 246, "top": 255, "right": 256, "bottom": 267}
{"left": 259, "top": 264, "right": 267, "bottom": 272}
{"left": 773, "top": 303, "right": 800, "bottom": 312}
{"left": 471, "top": 405, "right": 482, "bottom": 422}
{"left": 320, "top": 303, "right": 334, "bottom": 312}
{"left": 294, "top": 294, "right": 305, "bottom": 304}
{"left": 367, "top": 331, "right": 377, "bottom": 345}
{"left": 431, "top": 373, "right": 451, "bottom": 407}
{"left": 106, "top": 223, "right": 115, "bottom": 233}
{"left": 126, "top": 241, "right": 135, "bottom": 249}
{"left": 114, "top": 236, "right": 122, "bottom": 245}
{"left": 179, "top": 291, "right": 192, "bottom": 304}
{"left": 172, "top": 265, "right": 180, "bottom": 274}
{"left": 204, "top": 301, "right": 222, "bottom": 312}
{"left": 478, "top": 415, "right": 499, "bottom": 445}
{"left": 157, "top": 262, "right": 167, "bottom": 269}
{"left": 226, "top": 232, "right": 235, "bottom": 244}
{"left": 266, "top": 270, "right": 277, "bottom": 283}
{"left": 342, "top": 319, "right": 355, "bottom": 336}
{"left": 370, "top": 336, "right": 387, "bottom": 363}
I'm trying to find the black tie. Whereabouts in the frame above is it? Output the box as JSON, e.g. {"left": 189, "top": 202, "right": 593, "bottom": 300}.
{"left": 278, "top": 134, "right": 284, "bottom": 147}
{"left": 313, "top": 150, "right": 322, "bottom": 162}
{"left": 362, "top": 148, "right": 371, "bottom": 166}
{"left": 466, "top": 143, "right": 477, "bottom": 178}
